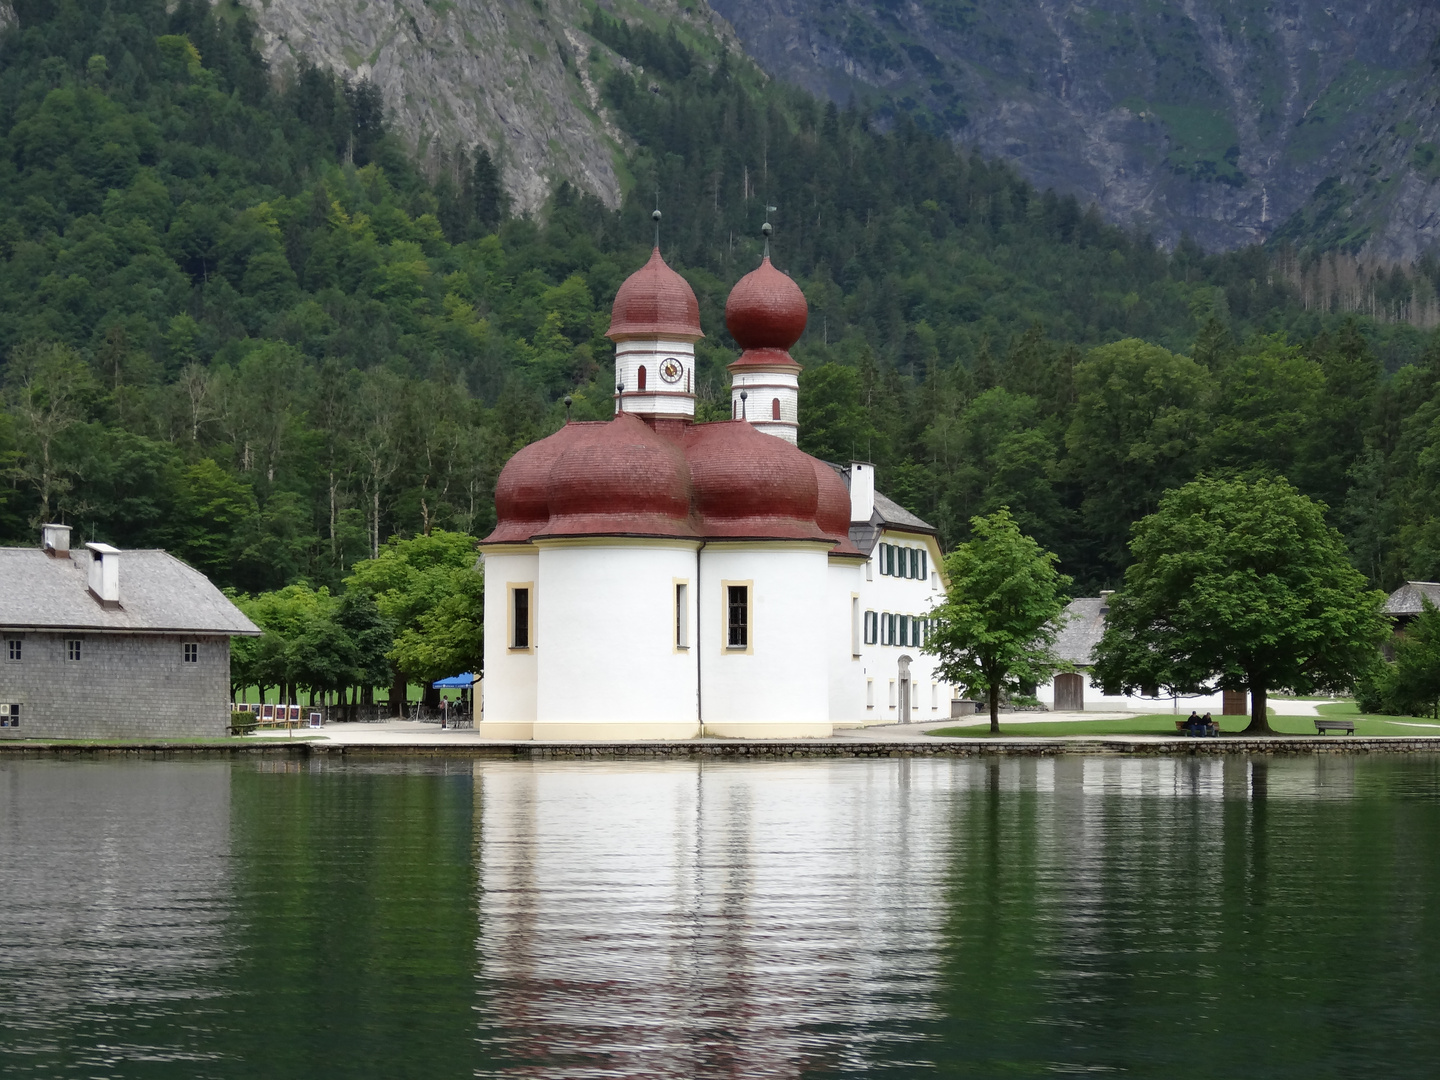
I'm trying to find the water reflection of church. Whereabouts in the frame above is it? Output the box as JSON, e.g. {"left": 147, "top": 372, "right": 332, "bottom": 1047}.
{"left": 469, "top": 759, "right": 952, "bottom": 1076}
{"left": 479, "top": 236, "right": 951, "bottom": 739}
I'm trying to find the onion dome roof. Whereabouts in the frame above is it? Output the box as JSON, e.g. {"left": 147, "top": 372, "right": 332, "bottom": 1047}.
{"left": 606, "top": 247, "right": 704, "bottom": 340}
{"left": 540, "top": 415, "right": 696, "bottom": 538}
{"left": 683, "top": 422, "right": 828, "bottom": 541}
{"left": 724, "top": 256, "right": 808, "bottom": 352}
{"left": 812, "top": 459, "right": 864, "bottom": 557}
{"left": 483, "top": 416, "right": 854, "bottom": 551}
{"left": 487, "top": 434, "right": 570, "bottom": 544}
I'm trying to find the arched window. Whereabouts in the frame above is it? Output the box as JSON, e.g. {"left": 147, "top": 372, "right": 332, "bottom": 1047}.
{"left": 637, "top": 365, "right": 647, "bottom": 391}
{"left": 771, "top": 397, "right": 781, "bottom": 420}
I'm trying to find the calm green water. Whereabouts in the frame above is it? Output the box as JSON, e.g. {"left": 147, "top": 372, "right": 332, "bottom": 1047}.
{"left": 2, "top": 756, "right": 1440, "bottom": 1078}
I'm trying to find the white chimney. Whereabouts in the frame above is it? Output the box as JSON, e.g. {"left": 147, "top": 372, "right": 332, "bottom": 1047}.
{"left": 86, "top": 542, "right": 122, "bottom": 608}
{"left": 849, "top": 462, "right": 875, "bottom": 523}
{"left": 41, "top": 523, "right": 71, "bottom": 557}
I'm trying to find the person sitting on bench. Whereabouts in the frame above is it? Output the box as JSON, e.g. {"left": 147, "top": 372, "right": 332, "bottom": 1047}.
{"left": 1200, "top": 712, "right": 1217, "bottom": 736}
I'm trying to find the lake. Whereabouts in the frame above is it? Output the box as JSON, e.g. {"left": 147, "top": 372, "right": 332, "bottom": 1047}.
{"left": 2, "top": 754, "right": 1439, "bottom": 1078}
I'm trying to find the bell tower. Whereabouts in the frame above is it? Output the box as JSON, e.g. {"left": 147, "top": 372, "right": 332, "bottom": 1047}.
{"left": 605, "top": 211, "right": 704, "bottom": 422}
{"left": 725, "top": 223, "right": 807, "bottom": 444}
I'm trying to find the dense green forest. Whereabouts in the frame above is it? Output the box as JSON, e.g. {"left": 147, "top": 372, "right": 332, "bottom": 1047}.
{"left": 3, "top": 0, "right": 1440, "bottom": 653}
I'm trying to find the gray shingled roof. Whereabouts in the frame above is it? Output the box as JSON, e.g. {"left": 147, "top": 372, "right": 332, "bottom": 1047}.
{"left": 1385, "top": 581, "right": 1440, "bottom": 616}
{"left": 1053, "top": 596, "right": 1109, "bottom": 666}
{"left": 826, "top": 463, "right": 936, "bottom": 554}
{"left": 0, "top": 547, "right": 260, "bottom": 635}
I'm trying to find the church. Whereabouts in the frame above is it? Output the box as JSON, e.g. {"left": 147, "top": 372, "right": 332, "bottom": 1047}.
{"left": 478, "top": 228, "right": 953, "bottom": 739}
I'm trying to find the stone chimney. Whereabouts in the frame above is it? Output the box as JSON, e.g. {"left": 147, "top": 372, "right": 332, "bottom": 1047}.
{"left": 41, "top": 523, "right": 71, "bottom": 557}
{"left": 848, "top": 462, "right": 875, "bottom": 523}
{"left": 85, "top": 542, "right": 122, "bottom": 609}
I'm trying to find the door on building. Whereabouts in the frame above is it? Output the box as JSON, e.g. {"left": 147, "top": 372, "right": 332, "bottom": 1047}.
{"left": 1054, "top": 671, "right": 1085, "bottom": 711}
{"left": 897, "top": 655, "right": 912, "bottom": 723}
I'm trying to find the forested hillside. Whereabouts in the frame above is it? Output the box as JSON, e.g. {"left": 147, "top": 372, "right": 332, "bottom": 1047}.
{"left": 1, "top": 0, "right": 1439, "bottom": 619}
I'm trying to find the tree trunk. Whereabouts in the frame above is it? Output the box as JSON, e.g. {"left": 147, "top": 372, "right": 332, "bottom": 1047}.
{"left": 989, "top": 682, "right": 1000, "bottom": 734}
{"left": 390, "top": 671, "right": 407, "bottom": 717}
{"left": 1244, "top": 679, "right": 1272, "bottom": 734}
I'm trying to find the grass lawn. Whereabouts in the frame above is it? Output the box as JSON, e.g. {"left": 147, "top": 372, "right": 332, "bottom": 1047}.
{"left": 927, "top": 702, "right": 1440, "bottom": 738}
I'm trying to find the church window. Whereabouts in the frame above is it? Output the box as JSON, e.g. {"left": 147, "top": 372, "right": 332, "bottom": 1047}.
{"left": 771, "top": 398, "right": 781, "bottom": 420}
{"left": 510, "top": 586, "right": 532, "bottom": 650}
{"left": 889, "top": 680, "right": 897, "bottom": 708}
{"left": 851, "top": 596, "right": 861, "bottom": 656}
{"left": 675, "top": 582, "right": 689, "bottom": 649}
{"left": 866, "top": 679, "right": 875, "bottom": 709}
{"left": 637, "top": 365, "right": 647, "bottom": 391}
{"left": 726, "top": 585, "right": 749, "bottom": 649}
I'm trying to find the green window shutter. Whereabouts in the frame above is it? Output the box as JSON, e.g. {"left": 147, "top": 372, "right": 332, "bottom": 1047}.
{"left": 920, "top": 550, "right": 928, "bottom": 579}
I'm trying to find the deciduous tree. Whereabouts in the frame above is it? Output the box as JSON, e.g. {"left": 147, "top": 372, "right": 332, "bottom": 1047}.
{"left": 1093, "top": 476, "right": 1389, "bottom": 734}
{"left": 925, "top": 508, "right": 1071, "bottom": 733}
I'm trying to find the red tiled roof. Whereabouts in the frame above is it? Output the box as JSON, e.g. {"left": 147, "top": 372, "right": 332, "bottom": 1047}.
{"left": 606, "top": 247, "right": 703, "bottom": 340}
{"left": 482, "top": 415, "right": 850, "bottom": 548}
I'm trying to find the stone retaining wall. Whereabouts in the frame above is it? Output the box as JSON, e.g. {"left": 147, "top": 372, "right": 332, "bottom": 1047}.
{"left": 4, "top": 736, "right": 1440, "bottom": 758}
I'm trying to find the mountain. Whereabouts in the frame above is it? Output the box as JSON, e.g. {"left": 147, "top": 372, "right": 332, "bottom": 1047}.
{"left": 231, "top": 0, "right": 745, "bottom": 217}
{"left": 703, "top": 0, "right": 1440, "bottom": 259}
{"left": 231, "top": 0, "right": 1440, "bottom": 258}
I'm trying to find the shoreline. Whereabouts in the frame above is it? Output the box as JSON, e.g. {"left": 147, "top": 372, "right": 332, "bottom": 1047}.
{"left": 4, "top": 735, "right": 1440, "bottom": 758}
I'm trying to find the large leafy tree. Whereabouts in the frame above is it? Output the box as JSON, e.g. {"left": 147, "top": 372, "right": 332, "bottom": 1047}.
{"left": 344, "top": 530, "right": 481, "bottom": 706}
{"left": 1093, "top": 476, "right": 1389, "bottom": 733}
{"left": 924, "top": 508, "right": 1071, "bottom": 733}
{"left": 1064, "top": 339, "right": 1212, "bottom": 580}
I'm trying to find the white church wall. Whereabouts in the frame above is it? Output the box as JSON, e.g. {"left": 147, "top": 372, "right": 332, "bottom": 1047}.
{"left": 699, "top": 542, "right": 833, "bottom": 737}
{"left": 855, "top": 530, "right": 952, "bottom": 725}
{"left": 827, "top": 560, "right": 868, "bottom": 726}
{"left": 477, "top": 547, "right": 540, "bottom": 738}
{"left": 532, "top": 540, "right": 702, "bottom": 740}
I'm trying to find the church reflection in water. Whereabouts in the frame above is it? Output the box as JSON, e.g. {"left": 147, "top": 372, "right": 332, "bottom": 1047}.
{"left": 469, "top": 759, "right": 952, "bottom": 1078}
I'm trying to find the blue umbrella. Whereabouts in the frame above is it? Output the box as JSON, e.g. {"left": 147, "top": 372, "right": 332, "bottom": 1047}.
{"left": 432, "top": 673, "right": 479, "bottom": 688}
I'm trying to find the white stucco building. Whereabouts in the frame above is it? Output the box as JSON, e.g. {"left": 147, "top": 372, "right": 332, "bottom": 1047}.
{"left": 477, "top": 242, "right": 952, "bottom": 739}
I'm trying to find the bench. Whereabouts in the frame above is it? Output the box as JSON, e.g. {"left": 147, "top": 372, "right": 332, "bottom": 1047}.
{"left": 1175, "top": 719, "right": 1219, "bottom": 737}
{"left": 1314, "top": 718, "right": 1356, "bottom": 735}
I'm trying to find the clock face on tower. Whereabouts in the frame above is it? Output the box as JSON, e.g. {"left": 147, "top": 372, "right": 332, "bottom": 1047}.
{"left": 659, "top": 357, "right": 683, "bottom": 384}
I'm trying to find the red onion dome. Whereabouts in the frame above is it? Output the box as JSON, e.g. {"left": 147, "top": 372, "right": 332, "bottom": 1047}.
{"left": 684, "top": 422, "right": 827, "bottom": 541}
{"left": 724, "top": 256, "right": 808, "bottom": 352}
{"left": 606, "top": 248, "right": 703, "bottom": 340}
{"left": 485, "top": 432, "right": 571, "bottom": 544}
{"left": 538, "top": 414, "right": 696, "bottom": 538}
{"left": 811, "top": 458, "right": 864, "bottom": 557}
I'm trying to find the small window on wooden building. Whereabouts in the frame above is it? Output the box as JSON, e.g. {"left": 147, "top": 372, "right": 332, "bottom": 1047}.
{"left": 4, "top": 639, "right": 19, "bottom": 662}
{"left": 66, "top": 639, "right": 82, "bottom": 662}
{"left": 184, "top": 643, "right": 199, "bottom": 663}
{"left": 771, "top": 397, "right": 781, "bottom": 420}
{"left": 637, "top": 365, "right": 647, "bottom": 391}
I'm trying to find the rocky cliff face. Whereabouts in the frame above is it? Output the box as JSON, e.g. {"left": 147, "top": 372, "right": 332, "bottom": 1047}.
{"left": 236, "top": 0, "right": 1440, "bottom": 258}
{"left": 235, "top": 0, "right": 631, "bottom": 215}
{"left": 703, "top": 0, "right": 1440, "bottom": 258}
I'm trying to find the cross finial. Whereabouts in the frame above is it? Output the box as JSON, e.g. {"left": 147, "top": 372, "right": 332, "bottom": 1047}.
{"left": 761, "top": 220, "right": 772, "bottom": 259}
